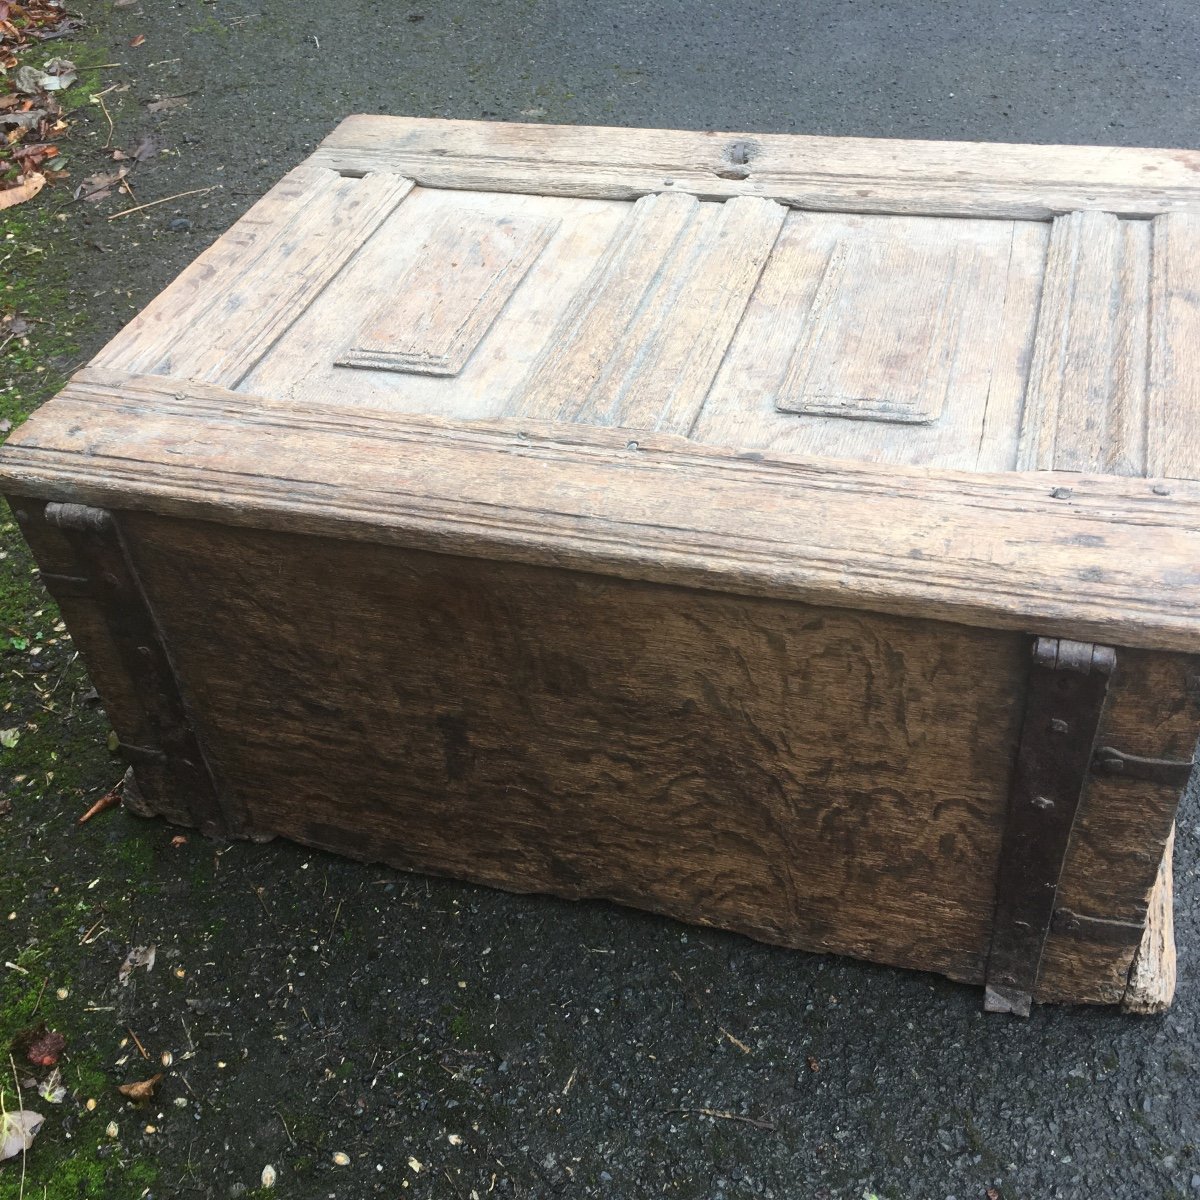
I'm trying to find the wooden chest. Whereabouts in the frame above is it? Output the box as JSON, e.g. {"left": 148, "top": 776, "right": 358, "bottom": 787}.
{"left": 4, "top": 118, "right": 1200, "bottom": 1015}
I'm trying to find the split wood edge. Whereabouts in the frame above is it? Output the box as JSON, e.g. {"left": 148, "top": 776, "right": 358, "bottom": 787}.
{"left": 1122, "top": 826, "right": 1176, "bottom": 1014}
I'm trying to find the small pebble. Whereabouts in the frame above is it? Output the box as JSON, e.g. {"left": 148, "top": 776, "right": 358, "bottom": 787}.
{"left": 332, "top": 1152, "right": 350, "bottom": 1167}
{"left": 168, "top": 217, "right": 192, "bottom": 233}
{"left": 173, "top": 1097, "right": 188, "bottom": 1108}
{"left": 261, "top": 1164, "right": 277, "bottom": 1188}
{"left": 144, "top": 1124, "right": 156, "bottom": 1134}
{"left": 86, "top": 1098, "right": 97, "bottom": 1111}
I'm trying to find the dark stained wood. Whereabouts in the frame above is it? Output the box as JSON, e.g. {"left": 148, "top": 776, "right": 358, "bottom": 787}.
{"left": 8, "top": 498, "right": 231, "bottom": 833}
{"left": 118, "top": 512, "right": 1029, "bottom": 986}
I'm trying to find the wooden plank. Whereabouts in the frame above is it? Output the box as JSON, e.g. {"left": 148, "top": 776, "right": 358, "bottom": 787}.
{"left": 1016, "top": 211, "right": 1150, "bottom": 476}
{"left": 775, "top": 238, "right": 997, "bottom": 426}
{"left": 693, "top": 215, "right": 1044, "bottom": 470}
{"left": 118, "top": 513, "right": 1028, "bottom": 987}
{"left": 310, "top": 115, "right": 1200, "bottom": 219}
{"left": 517, "top": 193, "right": 785, "bottom": 431}
{"left": 515, "top": 192, "right": 700, "bottom": 420}
{"left": 5, "top": 370, "right": 1200, "bottom": 653}
{"left": 337, "top": 209, "right": 558, "bottom": 376}
{"left": 95, "top": 165, "right": 414, "bottom": 386}
{"left": 1147, "top": 212, "right": 1200, "bottom": 480}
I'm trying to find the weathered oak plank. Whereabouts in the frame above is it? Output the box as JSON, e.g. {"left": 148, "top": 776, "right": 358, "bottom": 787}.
{"left": 5, "top": 369, "right": 1200, "bottom": 653}
{"left": 310, "top": 115, "right": 1200, "bottom": 219}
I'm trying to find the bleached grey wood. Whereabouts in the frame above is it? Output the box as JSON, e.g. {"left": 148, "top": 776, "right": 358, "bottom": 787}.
{"left": 311, "top": 115, "right": 1200, "bottom": 219}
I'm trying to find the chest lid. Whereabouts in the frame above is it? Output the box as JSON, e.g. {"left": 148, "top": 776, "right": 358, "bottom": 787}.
{"left": 5, "top": 117, "right": 1200, "bottom": 650}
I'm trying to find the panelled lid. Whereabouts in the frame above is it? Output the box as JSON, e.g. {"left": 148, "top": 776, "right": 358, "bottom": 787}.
{"left": 4, "top": 117, "right": 1200, "bottom": 650}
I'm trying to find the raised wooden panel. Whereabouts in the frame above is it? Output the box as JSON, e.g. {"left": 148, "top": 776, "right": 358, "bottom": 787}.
{"left": 96, "top": 165, "right": 414, "bottom": 387}
{"left": 337, "top": 210, "right": 558, "bottom": 376}
{"left": 1148, "top": 212, "right": 1200, "bottom": 480}
{"left": 1016, "top": 211, "right": 1150, "bottom": 475}
{"left": 238, "top": 189, "right": 631, "bottom": 421}
{"left": 694, "top": 214, "right": 1042, "bottom": 469}
{"left": 775, "top": 239, "right": 991, "bottom": 425}
{"left": 515, "top": 192, "right": 786, "bottom": 432}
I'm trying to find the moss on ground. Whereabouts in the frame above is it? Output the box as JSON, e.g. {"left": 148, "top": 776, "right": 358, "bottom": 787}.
{"left": 0, "top": 20, "right": 166, "bottom": 1200}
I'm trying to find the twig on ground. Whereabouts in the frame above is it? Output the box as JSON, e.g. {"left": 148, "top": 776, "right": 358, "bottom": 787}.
{"left": 275, "top": 1107, "right": 295, "bottom": 1146}
{"left": 9, "top": 1053, "right": 28, "bottom": 1200}
{"left": 107, "top": 185, "right": 216, "bottom": 220}
{"left": 665, "top": 1107, "right": 776, "bottom": 1131}
{"left": 78, "top": 914, "right": 105, "bottom": 944}
{"left": 126, "top": 1027, "right": 150, "bottom": 1060}
{"left": 96, "top": 92, "right": 114, "bottom": 148}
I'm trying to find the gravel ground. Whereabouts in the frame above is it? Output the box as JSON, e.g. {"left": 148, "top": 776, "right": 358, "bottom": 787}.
{"left": 3, "top": 2, "right": 1200, "bottom": 1198}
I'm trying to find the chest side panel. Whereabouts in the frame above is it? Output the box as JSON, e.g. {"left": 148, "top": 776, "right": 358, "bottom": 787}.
{"left": 118, "top": 511, "right": 1029, "bottom": 986}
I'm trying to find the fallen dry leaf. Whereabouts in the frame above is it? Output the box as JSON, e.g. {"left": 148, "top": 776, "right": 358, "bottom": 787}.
{"left": 37, "top": 1067, "right": 66, "bottom": 1104}
{"left": 146, "top": 95, "right": 188, "bottom": 114}
{"left": 0, "top": 1110, "right": 44, "bottom": 1162}
{"left": 78, "top": 787, "right": 120, "bottom": 823}
{"left": 129, "top": 33, "right": 145, "bottom": 46}
{"left": 75, "top": 168, "right": 128, "bottom": 203}
{"left": 117, "top": 1073, "right": 163, "bottom": 1101}
{"left": 0, "top": 172, "right": 45, "bottom": 210}
{"left": 118, "top": 944, "right": 156, "bottom": 985}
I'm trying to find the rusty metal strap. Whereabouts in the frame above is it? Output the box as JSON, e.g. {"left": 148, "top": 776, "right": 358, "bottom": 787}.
{"left": 984, "top": 636, "right": 1115, "bottom": 1016}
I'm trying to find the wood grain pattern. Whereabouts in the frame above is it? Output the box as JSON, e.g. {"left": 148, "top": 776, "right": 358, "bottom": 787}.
{"left": 95, "top": 164, "right": 413, "bottom": 386}
{"left": 1122, "top": 826, "right": 1176, "bottom": 1013}
{"left": 311, "top": 115, "right": 1200, "bottom": 219}
{"left": 1016, "top": 211, "right": 1150, "bottom": 475}
{"left": 1037, "top": 649, "right": 1200, "bottom": 1003}
{"left": 337, "top": 209, "right": 557, "bottom": 375}
{"left": 240, "top": 189, "right": 629, "bottom": 421}
{"left": 6, "top": 369, "right": 1200, "bottom": 654}
{"left": 516, "top": 193, "right": 784, "bottom": 431}
{"left": 118, "top": 512, "right": 1027, "bottom": 986}
{"left": 1147, "top": 212, "right": 1200, "bottom": 480}
{"left": 775, "top": 239, "right": 995, "bottom": 425}
{"left": 693, "top": 215, "right": 1045, "bottom": 469}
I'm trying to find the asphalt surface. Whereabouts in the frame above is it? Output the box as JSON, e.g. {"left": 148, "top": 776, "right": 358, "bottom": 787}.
{"left": 6, "top": 1, "right": 1200, "bottom": 1197}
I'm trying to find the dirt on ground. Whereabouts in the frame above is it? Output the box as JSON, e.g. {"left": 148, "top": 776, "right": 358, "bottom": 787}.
{"left": 3, "top": 2, "right": 1200, "bottom": 1198}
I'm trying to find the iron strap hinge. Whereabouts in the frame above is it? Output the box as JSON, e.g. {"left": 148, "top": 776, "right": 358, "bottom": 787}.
{"left": 1092, "top": 746, "right": 1196, "bottom": 788}
{"left": 984, "top": 636, "right": 1115, "bottom": 1018}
